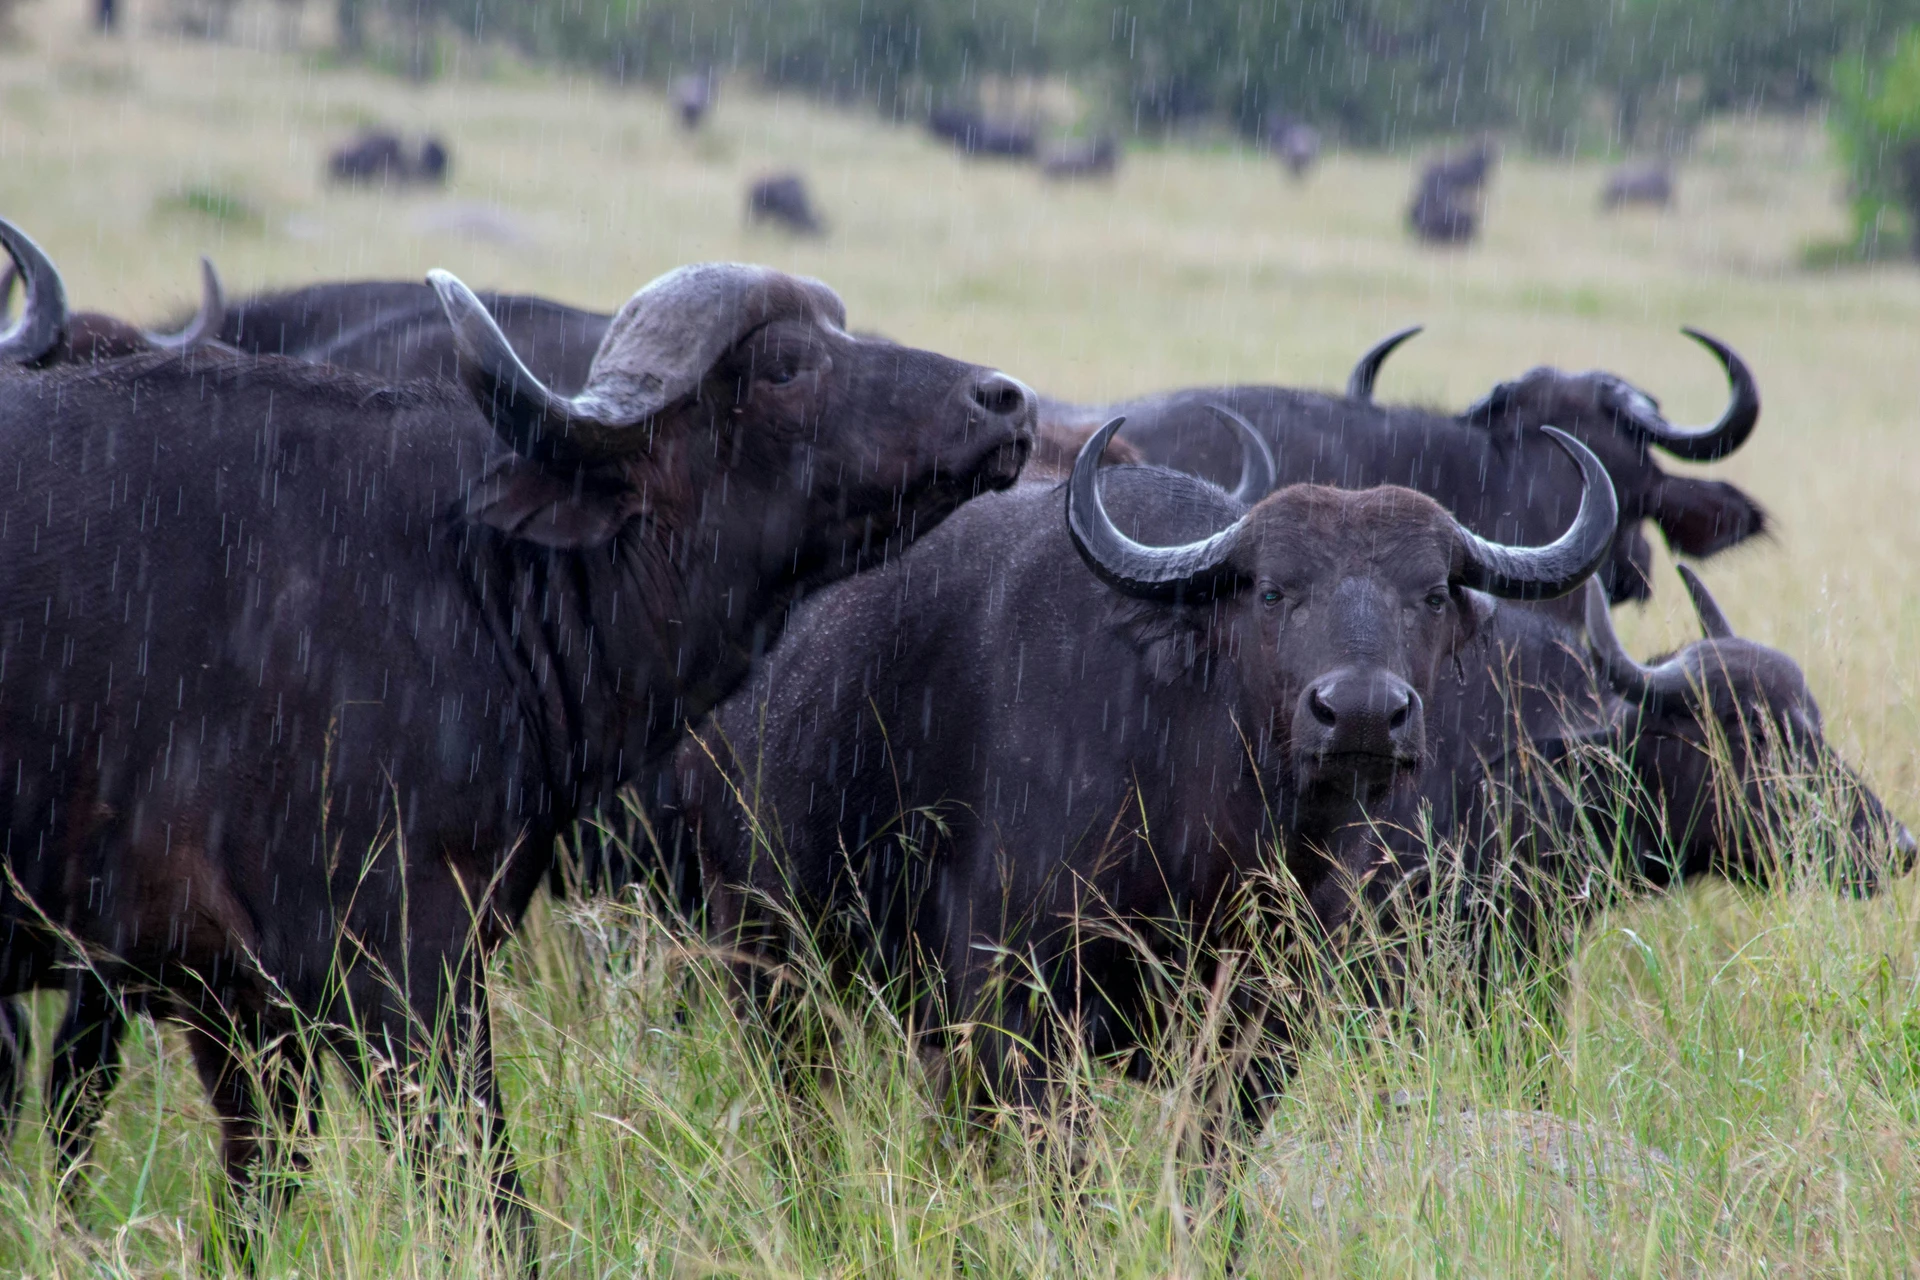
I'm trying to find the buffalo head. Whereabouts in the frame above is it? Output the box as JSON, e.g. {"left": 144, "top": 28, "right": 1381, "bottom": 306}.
{"left": 1069, "top": 413, "right": 1618, "bottom": 805}
{"left": 432, "top": 261, "right": 1036, "bottom": 586}
{"left": 1586, "top": 570, "right": 1915, "bottom": 890}
{"left": 1351, "top": 325, "right": 1765, "bottom": 602}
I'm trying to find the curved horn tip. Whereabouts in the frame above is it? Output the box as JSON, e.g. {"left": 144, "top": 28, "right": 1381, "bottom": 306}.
{"left": 1076, "top": 415, "right": 1127, "bottom": 468}
{"left": 426, "top": 267, "right": 520, "bottom": 370}
{"left": 0, "top": 215, "right": 70, "bottom": 365}
{"left": 1202, "top": 402, "right": 1277, "bottom": 506}
{"left": 1583, "top": 573, "right": 1660, "bottom": 704}
{"left": 1066, "top": 414, "right": 1250, "bottom": 599}
{"left": 1675, "top": 564, "right": 1736, "bottom": 639}
{"left": 198, "top": 256, "right": 224, "bottom": 311}
{"left": 1345, "top": 323, "right": 1424, "bottom": 402}
{"left": 425, "top": 267, "right": 480, "bottom": 317}
{"left": 1455, "top": 426, "right": 1619, "bottom": 601}
{"left": 144, "top": 255, "right": 229, "bottom": 351}
{"left": 1621, "top": 325, "right": 1758, "bottom": 462}
{"left": 1581, "top": 575, "right": 1611, "bottom": 637}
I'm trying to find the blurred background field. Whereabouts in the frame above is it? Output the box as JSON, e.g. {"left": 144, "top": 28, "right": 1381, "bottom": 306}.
{"left": 2, "top": 0, "right": 1920, "bottom": 1274}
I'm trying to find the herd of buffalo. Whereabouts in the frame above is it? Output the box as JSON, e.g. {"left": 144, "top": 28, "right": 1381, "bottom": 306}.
{"left": 0, "top": 211, "right": 1910, "bottom": 1265}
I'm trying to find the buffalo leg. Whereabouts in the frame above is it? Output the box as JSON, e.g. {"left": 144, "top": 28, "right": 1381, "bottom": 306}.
{"left": 46, "top": 973, "right": 130, "bottom": 1195}
{"left": 183, "top": 1021, "right": 317, "bottom": 1271}
{"left": 338, "top": 963, "right": 536, "bottom": 1273}
{"left": 422, "top": 972, "right": 535, "bottom": 1271}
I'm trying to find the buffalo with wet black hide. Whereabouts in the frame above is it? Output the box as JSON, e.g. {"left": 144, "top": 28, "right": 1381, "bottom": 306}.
{"left": 1037, "top": 327, "right": 1765, "bottom": 605}
{"left": 214, "top": 277, "right": 1126, "bottom": 477}
{"left": 675, "top": 416, "right": 1615, "bottom": 1121}
{"left": 216, "top": 277, "right": 613, "bottom": 392}
{"left": 0, "top": 259, "right": 1034, "bottom": 1261}
{"left": 1316, "top": 571, "right": 1916, "bottom": 994}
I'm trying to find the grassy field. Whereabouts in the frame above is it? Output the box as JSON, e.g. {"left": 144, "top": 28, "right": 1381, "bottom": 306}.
{"left": 4, "top": 0, "right": 1920, "bottom": 1275}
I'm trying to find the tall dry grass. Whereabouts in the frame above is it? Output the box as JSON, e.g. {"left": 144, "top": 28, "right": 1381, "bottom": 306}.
{"left": 1, "top": 0, "right": 1918, "bottom": 1274}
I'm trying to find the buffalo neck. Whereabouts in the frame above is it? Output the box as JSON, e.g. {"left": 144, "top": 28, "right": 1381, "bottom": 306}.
{"left": 450, "top": 463, "right": 817, "bottom": 830}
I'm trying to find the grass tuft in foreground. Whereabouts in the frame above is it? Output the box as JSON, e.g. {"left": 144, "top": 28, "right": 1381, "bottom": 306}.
{"left": 0, "top": 751, "right": 1912, "bottom": 1277}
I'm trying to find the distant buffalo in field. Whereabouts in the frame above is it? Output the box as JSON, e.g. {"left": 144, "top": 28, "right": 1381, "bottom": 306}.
{"left": 1266, "top": 116, "right": 1322, "bottom": 178}
{"left": 673, "top": 71, "right": 713, "bottom": 130}
{"left": 927, "top": 107, "right": 1037, "bottom": 159}
{"left": 1410, "top": 140, "right": 1495, "bottom": 244}
{"left": 746, "top": 172, "right": 825, "bottom": 235}
{"left": 327, "top": 129, "right": 450, "bottom": 186}
{"left": 1040, "top": 135, "right": 1118, "bottom": 180}
{"left": 1601, "top": 161, "right": 1675, "bottom": 210}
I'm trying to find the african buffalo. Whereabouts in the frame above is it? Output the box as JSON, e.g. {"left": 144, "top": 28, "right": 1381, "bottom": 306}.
{"left": 217, "top": 278, "right": 614, "bottom": 391}
{"left": 673, "top": 70, "right": 714, "bottom": 130}
{"left": 1038, "top": 326, "right": 1764, "bottom": 606}
{"left": 927, "top": 107, "right": 1037, "bottom": 159}
{"left": 1266, "top": 117, "right": 1322, "bottom": 179}
{"left": 0, "top": 218, "right": 226, "bottom": 366}
{"left": 746, "top": 172, "right": 826, "bottom": 235}
{"left": 0, "top": 256, "right": 1034, "bottom": 1260}
{"left": 1581, "top": 570, "right": 1914, "bottom": 887}
{"left": 677, "top": 415, "right": 1615, "bottom": 1119}
{"left": 1601, "top": 161, "right": 1675, "bottom": 211}
{"left": 327, "top": 128, "right": 449, "bottom": 185}
{"left": 1409, "top": 141, "right": 1495, "bottom": 244}
{"left": 213, "top": 278, "right": 1140, "bottom": 478}
{"left": 1322, "top": 570, "right": 1916, "bottom": 985}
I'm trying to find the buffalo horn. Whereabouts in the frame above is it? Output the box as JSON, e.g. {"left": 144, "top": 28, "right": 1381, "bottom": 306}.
{"left": 0, "top": 216, "right": 69, "bottom": 366}
{"left": 1066, "top": 416, "right": 1251, "bottom": 598}
{"left": 143, "top": 258, "right": 226, "bottom": 351}
{"left": 1583, "top": 576, "right": 1665, "bottom": 705}
{"left": 431, "top": 262, "right": 845, "bottom": 463}
{"left": 429, "top": 269, "right": 634, "bottom": 461}
{"left": 1676, "top": 564, "right": 1736, "bottom": 639}
{"left": 1614, "top": 328, "right": 1760, "bottom": 461}
{"left": 1453, "top": 427, "right": 1619, "bottom": 600}
{"left": 1204, "top": 403, "right": 1277, "bottom": 506}
{"left": 1345, "top": 324, "right": 1423, "bottom": 402}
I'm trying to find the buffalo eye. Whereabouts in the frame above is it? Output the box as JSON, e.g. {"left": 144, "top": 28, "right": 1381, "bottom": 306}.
{"left": 1425, "top": 589, "right": 1449, "bottom": 614}
{"left": 759, "top": 363, "right": 798, "bottom": 386}
{"left": 1261, "top": 588, "right": 1282, "bottom": 607}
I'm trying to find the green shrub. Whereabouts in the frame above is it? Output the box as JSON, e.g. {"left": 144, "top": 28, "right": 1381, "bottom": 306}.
{"left": 1832, "top": 26, "right": 1920, "bottom": 259}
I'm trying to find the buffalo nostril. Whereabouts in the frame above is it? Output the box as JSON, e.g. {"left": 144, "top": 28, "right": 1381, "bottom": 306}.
{"left": 1309, "top": 688, "right": 1338, "bottom": 727}
{"left": 1387, "top": 692, "right": 1413, "bottom": 730}
{"left": 971, "top": 374, "right": 1033, "bottom": 420}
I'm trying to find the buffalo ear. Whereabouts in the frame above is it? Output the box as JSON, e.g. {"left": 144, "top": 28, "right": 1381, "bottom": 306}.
{"left": 463, "top": 456, "right": 641, "bottom": 549}
{"left": 1651, "top": 477, "right": 1768, "bottom": 558}
{"left": 1453, "top": 586, "right": 1498, "bottom": 645}
{"left": 1601, "top": 522, "right": 1655, "bottom": 604}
